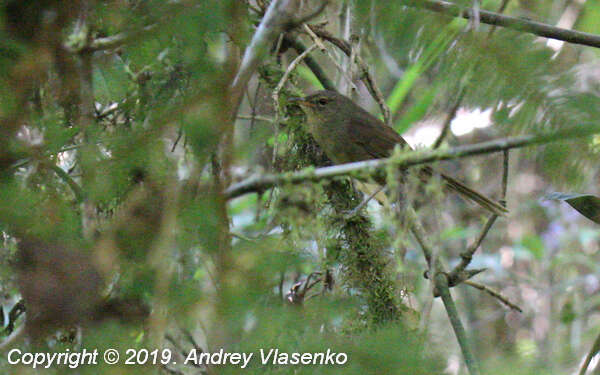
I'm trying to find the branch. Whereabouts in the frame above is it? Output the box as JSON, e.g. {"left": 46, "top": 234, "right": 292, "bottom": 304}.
{"left": 283, "top": 36, "right": 336, "bottom": 90}
{"left": 230, "top": 0, "right": 327, "bottom": 118}
{"left": 432, "top": 87, "right": 465, "bottom": 149}
{"left": 464, "top": 280, "right": 522, "bottom": 312}
{"left": 407, "top": 207, "right": 437, "bottom": 268}
{"left": 344, "top": 185, "right": 387, "bottom": 219}
{"left": 225, "top": 125, "right": 600, "bottom": 199}
{"left": 303, "top": 27, "right": 358, "bottom": 92}
{"left": 307, "top": 26, "right": 391, "bottom": 125}
{"left": 449, "top": 214, "right": 498, "bottom": 282}
{"left": 408, "top": 203, "right": 479, "bottom": 374}
{"left": 579, "top": 329, "right": 600, "bottom": 375}
{"left": 82, "top": 1, "right": 190, "bottom": 52}
{"left": 448, "top": 150, "right": 509, "bottom": 285}
{"left": 404, "top": 0, "right": 600, "bottom": 49}
{"left": 436, "top": 273, "right": 481, "bottom": 375}
{"left": 501, "top": 149, "right": 509, "bottom": 202}
{"left": 272, "top": 43, "right": 319, "bottom": 116}
{"left": 88, "top": 24, "right": 157, "bottom": 51}
{"left": 3, "top": 300, "right": 25, "bottom": 335}
{"left": 48, "top": 164, "right": 85, "bottom": 203}
{"left": 231, "top": 0, "right": 300, "bottom": 117}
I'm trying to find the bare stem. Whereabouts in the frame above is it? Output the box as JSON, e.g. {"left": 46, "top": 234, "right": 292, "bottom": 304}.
{"left": 464, "top": 280, "right": 522, "bottom": 312}
{"left": 436, "top": 273, "right": 481, "bottom": 375}
{"left": 405, "top": 0, "right": 600, "bottom": 50}
{"left": 283, "top": 36, "right": 335, "bottom": 90}
{"left": 306, "top": 26, "right": 391, "bottom": 124}
{"left": 432, "top": 87, "right": 465, "bottom": 149}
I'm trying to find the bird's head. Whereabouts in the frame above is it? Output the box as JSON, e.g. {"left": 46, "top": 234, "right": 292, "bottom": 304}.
{"left": 289, "top": 90, "right": 350, "bottom": 131}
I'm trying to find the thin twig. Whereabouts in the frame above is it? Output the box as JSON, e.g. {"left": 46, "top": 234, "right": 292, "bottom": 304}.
{"left": 302, "top": 271, "right": 323, "bottom": 295}
{"left": 231, "top": 0, "right": 301, "bottom": 119}
{"left": 347, "top": 35, "right": 359, "bottom": 97}
{"left": 433, "top": 87, "right": 465, "bottom": 149}
{"left": 247, "top": 1, "right": 263, "bottom": 15}
{"left": 231, "top": 0, "right": 327, "bottom": 119}
{"left": 272, "top": 43, "right": 319, "bottom": 109}
{"left": 249, "top": 82, "right": 262, "bottom": 133}
{"left": 11, "top": 130, "right": 165, "bottom": 171}
{"left": 279, "top": 272, "right": 285, "bottom": 300}
{"left": 405, "top": 0, "right": 600, "bottom": 50}
{"left": 224, "top": 124, "right": 600, "bottom": 199}
{"left": 406, "top": 207, "right": 437, "bottom": 269}
{"left": 501, "top": 149, "right": 509, "bottom": 203}
{"left": 464, "top": 280, "right": 522, "bottom": 312}
{"left": 356, "top": 54, "right": 391, "bottom": 126}
{"left": 409, "top": 201, "right": 480, "bottom": 375}
{"left": 231, "top": 231, "right": 259, "bottom": 242}
{"left": 306, "top": 26, "right": 391, "bottom": 125}
{"left": 272, "top": 43, "right": 319, "bottom": 166}
{"left": 84, "top": 1, "right": 194, "bottom": 52}
{"left": 182, "top": 329, "right": 203, "bottom": 352}
{"left": 88, "top": 24, "right": 157, "bottom": 51}
{"left": 171, "top": 126, "right": 183, "bottom": 152}
{"left": 547, "top": 0, "right": 585, "bottom": 54}
{"left": 165, "top": 334, "right": 196, "bottom": 366}
{"left": 437, "top": 0, "right": 511, "bottom": 283}
{"left": 304, "top": 29, "right": 358, "bottom": 91}
{"left": 3, "top": 300, "right": 25, "bottom": 335}
{"left": 433, "top": 0, "right": 509, "bottom": 149}
{"left": 448, "top": 148, "right": 509, "bottom": 283}
{"left": 487, "top": 0, "right": 511, "bottom": 36}
{"left": 579, "top": 329, "right": 600, "bottom": 375}
{"left": 283, "top": 36, "right": 336, "bottom": 90}
{"left": 449, "top": 214, "right": 498, "bottom": 280}
{"left": 95, "top": 101, "right": 120, "bottom": 120}
{"left": 344, "top": 185, "right": 387, "bottom": 219}
{"left": 303, "top": 24, "right": 327, "bottom": 51}
{"left": 238, "top": 115, "right": 275, "bottom": 122}
{"left": 406, "top": 204, "right": 440, "bottom": 334}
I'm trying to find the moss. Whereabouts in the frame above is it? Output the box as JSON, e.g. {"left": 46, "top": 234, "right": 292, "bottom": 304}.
{"left": 259, "top": 61, "right": 407, "bottom": 327}
{"left": 325, "top": 179, "right": 403, "bottom": 325}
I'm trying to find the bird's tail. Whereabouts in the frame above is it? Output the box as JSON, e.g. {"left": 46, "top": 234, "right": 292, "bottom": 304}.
{"left": 422, "top": 166, "right": 508, "bottom": 216}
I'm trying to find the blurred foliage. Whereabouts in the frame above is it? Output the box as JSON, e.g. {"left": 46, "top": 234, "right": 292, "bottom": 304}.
{"left": 0, "top": 0, "right": 599, "bottom": 374}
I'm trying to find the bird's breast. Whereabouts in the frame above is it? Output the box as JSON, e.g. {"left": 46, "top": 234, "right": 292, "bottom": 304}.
{"left": 308, "top": 118, "right": 371, "bottom": 164}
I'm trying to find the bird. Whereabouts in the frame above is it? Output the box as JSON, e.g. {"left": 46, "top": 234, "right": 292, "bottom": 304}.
{"left": 290, "top": 90, "right": 507, "bottom": 216}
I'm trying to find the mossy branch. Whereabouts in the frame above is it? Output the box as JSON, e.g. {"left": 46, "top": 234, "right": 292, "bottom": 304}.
{"left": 225, "top": 125, "right": 600, "bottom": 199}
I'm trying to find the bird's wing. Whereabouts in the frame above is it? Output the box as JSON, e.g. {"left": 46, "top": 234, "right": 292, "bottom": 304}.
{"left": 345, "top": 107, "right": 410, "bottom": 159}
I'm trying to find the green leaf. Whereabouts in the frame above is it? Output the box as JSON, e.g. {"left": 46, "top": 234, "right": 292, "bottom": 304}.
{"left": 93, "top": 61, "right": 130, "bottom": 103}
{"left": 394, "top": 84, "right": 437, "bottom": 135}
{"left": 546, "top": 192, "right": 600, "bottom": 224}
{"left": 297, "top": 65, "right": 324, "bottom": 90}
{"left": 387, "top": 21, "right": 461, "bottom": 117}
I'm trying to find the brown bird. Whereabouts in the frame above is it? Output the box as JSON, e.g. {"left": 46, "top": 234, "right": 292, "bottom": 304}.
{"left": 291, "top": 90, "right": 507, "bottom": 216}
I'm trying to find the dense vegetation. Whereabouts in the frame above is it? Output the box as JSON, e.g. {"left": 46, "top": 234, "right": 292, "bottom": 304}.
{"left": 1, "top": 0, "right": 600, "bottom": 374}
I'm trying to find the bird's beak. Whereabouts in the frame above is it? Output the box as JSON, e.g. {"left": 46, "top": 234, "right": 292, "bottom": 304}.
{"left": 288, "top": 97, "right": 311, "bottom": 107}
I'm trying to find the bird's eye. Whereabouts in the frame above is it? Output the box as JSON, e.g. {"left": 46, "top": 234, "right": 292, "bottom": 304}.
{"left": 317, "top": 98, "right": 328, "bottom": 106}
